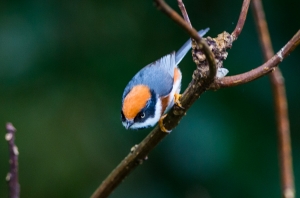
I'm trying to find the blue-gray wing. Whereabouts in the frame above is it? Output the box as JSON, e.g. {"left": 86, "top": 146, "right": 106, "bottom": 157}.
{"left": 123, "top": 52, "right": 175, "bottom": 99}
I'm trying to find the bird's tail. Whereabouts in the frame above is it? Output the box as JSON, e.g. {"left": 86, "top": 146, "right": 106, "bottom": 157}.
{"left": 175, "top": 28, "right": 210, "bottom": 65}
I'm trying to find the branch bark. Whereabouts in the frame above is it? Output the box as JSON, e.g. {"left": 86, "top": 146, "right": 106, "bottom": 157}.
{"left": 252, "top": 1, "right": 295, "bottom": 198}
{"left": 5, "top": 123, "right": 20, "bottom": 198}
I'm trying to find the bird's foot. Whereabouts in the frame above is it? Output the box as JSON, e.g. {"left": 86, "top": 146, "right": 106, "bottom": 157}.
{"left": 174, "top": 93, "right": 184, "bottom": 109}
{"left": 159, "top": 114, "right": 171, "bottom": 133}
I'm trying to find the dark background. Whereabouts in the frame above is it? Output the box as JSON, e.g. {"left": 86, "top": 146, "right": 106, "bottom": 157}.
{"left": 1, "top": 0, "right": 299, "bottom": 197}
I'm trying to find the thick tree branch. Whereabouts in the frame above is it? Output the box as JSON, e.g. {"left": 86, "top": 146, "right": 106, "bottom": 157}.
{"left": 252, "top": 1, "right": 295, "bottom": 198}
{"left": 209, "top": 30, "right": 300, "bottom": 89}
{"left": 5, "top": 123, "right": 20, "bottom": 198}
{"left": 232, "top": 0, "right": 251, "bottom": 40}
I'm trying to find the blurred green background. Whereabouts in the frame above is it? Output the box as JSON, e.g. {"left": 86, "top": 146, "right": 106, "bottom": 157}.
{"left": 1, "top": 0, "right": 299, "bottom": 197}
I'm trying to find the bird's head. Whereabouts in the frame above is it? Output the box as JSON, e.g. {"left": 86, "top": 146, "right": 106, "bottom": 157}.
{"left": 121, "top": 85, "right": 161, "bottom": 130}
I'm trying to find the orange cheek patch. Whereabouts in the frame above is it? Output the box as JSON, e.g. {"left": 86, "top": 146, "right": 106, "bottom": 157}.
{"left": 123, "top": 85, "right": 151, "bottom": 120}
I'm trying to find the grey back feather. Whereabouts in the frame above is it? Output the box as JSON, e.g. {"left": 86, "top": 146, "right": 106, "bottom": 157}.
{"left": 123, "top": 52, "right": 175, "bottom": 99}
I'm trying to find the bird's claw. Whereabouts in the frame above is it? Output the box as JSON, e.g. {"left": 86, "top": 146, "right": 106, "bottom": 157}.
{"left": 159, "top": 114, "right": 171, "bottom": 133}
{"left": 174, "top": 93, "right": 184, "bottom": 109}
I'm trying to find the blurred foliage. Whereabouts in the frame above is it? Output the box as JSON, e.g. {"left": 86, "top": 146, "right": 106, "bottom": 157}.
{"left": 0, "top": 0, "right": 299, "bottom": 197}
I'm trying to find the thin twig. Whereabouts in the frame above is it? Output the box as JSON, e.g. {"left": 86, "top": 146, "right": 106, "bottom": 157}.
{"left": 177, "top": 0, "right": 191, "bottom": 28}
{"left": 209, "top": 30, "right": 300, "bottom": 89}
{"left": 231, "top": 0, "right": 251, "bottom": 40}
{"left": 5, "top": 123, "right": 20, "bottom": 198}
{"left": 252, "top": 1, "right": 295, "bottom": 198}
{"left": 91, "top": 1, "right": 217, "bottom": 197}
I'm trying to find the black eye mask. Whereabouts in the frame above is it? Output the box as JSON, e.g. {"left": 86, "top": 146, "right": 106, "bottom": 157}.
{"left": 134, "top": 89, "right": 157, "bottom": 123}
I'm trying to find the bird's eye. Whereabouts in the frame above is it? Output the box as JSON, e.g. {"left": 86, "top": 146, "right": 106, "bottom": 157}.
{"left": 140, "top": 112, "right": 145, "bottom": 118}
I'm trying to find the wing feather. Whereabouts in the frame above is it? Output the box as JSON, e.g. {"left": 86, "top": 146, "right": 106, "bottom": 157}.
{"left": 123, "top": 52, "right": 175, "bottom": 99}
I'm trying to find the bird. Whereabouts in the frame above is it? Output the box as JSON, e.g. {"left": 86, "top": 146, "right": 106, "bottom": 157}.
{"left": 121, "top": 28, "right": 213, "bottom": 131}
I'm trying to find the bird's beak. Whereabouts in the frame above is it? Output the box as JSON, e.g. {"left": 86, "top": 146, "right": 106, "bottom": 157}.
{"left": 125, "top": 120, "right": 134, "bottom": 129}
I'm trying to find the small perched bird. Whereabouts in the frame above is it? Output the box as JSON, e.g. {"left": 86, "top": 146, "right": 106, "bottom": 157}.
{"left": 121, "top": 28, "right": 213, "bottom": 131}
